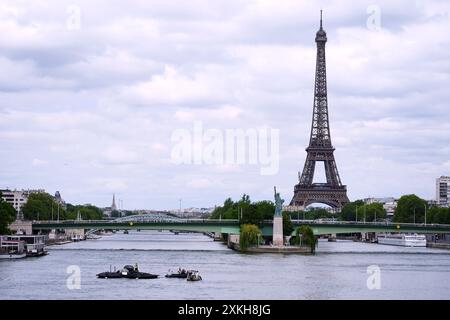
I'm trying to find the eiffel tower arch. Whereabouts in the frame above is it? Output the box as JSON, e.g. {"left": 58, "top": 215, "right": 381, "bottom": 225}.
{"left": 290, "top": 11, "right": 349, "bottom": 210}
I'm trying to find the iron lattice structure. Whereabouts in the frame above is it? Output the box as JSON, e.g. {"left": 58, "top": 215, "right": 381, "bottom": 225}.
{"left": 290, "top": 12, "right": 349, "bottom": 209}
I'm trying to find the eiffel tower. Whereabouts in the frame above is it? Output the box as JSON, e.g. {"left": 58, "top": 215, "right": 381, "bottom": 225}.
{"left": 290, "top": 11, "right": 349, "bottom": 209}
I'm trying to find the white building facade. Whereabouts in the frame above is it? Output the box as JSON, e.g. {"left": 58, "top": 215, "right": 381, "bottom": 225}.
{"left": 436, "top": 176, "right": 450, "bottom": 206}
{"left": 0, "top": 189, "right": 45, "bottom": 218}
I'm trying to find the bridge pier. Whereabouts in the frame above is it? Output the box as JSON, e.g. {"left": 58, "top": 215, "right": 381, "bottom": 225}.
{"left": 213, "top": 232, "right": 223, "bottom": 241}
{"left": 64, "top": 228, "right": 85, "bottom": 241}
{"left": 361, "top": 232, "right": 367, "bottom": 241}
{"left": 227, "top": 234, "right": 240, "bottom": 250}
{"left": 9, "top": 220, "right": 33, "bottom": 235}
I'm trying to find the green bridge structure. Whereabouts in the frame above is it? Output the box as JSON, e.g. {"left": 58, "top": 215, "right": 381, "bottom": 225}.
{"left": 32, "top": 219, "right": 450, "bottom": 237}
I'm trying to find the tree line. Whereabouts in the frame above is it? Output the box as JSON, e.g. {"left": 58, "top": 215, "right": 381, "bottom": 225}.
{"left": 20, "top": 192, "right": 104, "bottom": 221}
{"left": 211, "top": 193, "right": 450, "bottom": 225}
{"left": 210, "top": 194, "right": 293, "bottom": 236}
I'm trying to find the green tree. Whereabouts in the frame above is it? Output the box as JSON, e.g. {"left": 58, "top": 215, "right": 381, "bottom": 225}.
{"left": 210, "top": 195, "right": 272, "bottom": 225}
{"left": 210, "top": 198, "right": 234, "bottom": 219}
{"left": 0, "top": 192, "right": 16, "bottom": 234}
{"left": 340, "top": 200, "right": 365, "bottom": 221}
{"left": 357, "top": 202, "right": 387, "bottom": 222}
{"left": 240, "top": 204, "right": 262, "bottom": 225}
{"left": 255, "top": 200, "right": 275, "bottom": 220}
{"left": 293, "top": 225, "right": 317, "bottom": 253}
{"left": 283, "top": 213, "right": 294, "bottom": 237}
{"left": 110, "top": 210, "right": 121, "bottom": 218}
{"left": 393, "top": 194, "right": 427, "bottom": 223}
{"left": 427, "top": 206, "right": 450, "bottom": 224}
{"left": 22, "top": 192, "right": 65, "bottom": 221}
{"left": 239, "top": 224, "right": 262, "bottom": 251}
{"left": 66, "top": 204, "right": 104, "bottom": 220}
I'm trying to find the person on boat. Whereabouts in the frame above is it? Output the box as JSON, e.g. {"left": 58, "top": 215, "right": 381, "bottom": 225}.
{"left": 134, "top": 263, "right": 139, "bottom": 271}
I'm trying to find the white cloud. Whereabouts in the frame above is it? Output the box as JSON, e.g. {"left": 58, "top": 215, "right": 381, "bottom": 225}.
{"left": 32, "top": 158, "right": 48, "bottom": 166}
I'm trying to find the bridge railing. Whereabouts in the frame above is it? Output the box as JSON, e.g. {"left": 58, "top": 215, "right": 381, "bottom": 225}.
{"left": 30, "top": 219, "right": 450, "bottom": 229}
{"left": 288, "top": 220, "right": 450, "bottom": 228}
{"left": 31, "top": 219, "right": 241, "bottom": 225}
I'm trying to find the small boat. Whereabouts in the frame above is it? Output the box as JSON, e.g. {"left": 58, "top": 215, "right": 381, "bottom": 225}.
{"left": 71, "top": 234, "right": 84, "bottom": 242}
{"left": 187, "top": 270, "right": 202, "bottom": 282}
{"left": 86, "top": 234, "right": 101, "bottom": 240}
{"left": 0, "top": 253, "right": 27, "bottom": 259}
{"left": 97, "top": 264, "right": 158, "bottom": 279}
{"left": 123, "top": 230, "right": 129, "bottom": 234}
{"left": 27, "top": 249, "right": 49, "bottom": 257}
{"left": 165, "top": 268, "right": 189, "bottom": 278}
{"left": 1, "top": 237, "right": 27, "bottom": 259}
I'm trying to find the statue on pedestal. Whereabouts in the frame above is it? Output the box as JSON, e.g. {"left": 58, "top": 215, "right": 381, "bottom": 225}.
{"left": 274, "top": 186, "right": 284, "bottom": 217}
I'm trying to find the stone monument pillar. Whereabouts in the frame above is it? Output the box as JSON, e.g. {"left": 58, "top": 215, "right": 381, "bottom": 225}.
{"left": 272, "top": 187, "right": 284, "bottom": 246}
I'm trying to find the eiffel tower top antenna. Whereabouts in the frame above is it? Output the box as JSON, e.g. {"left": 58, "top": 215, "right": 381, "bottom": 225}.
{"left": 320, "top": 9, "right": 323, "bottom": 29}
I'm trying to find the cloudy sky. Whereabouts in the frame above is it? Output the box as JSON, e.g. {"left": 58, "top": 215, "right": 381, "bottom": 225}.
{"left": 0, "top": 0, "right": 449, "bottom": 209}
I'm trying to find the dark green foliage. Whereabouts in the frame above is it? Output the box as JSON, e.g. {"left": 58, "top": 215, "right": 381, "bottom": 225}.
{"left": 426, "top": 206, "right": 450, "bottom": 224}
{"left": 110, "top": 210, "right": 121, "bottom": 218}
{"left": 22, "top": 192, "right": 104, "bottom": 221}
{"left": 239, "top": 224, "right": 262, "bottom": 251}
{"left": 210, "top": 195, "right": 275, "bottom": 226}
{"left": 339, "top": 200, "right": 365, "bottom": 221}
{"left": 293, "top": 225, "right": 317, "bottom": 253}
{"left": 355, "top": 202, "right": 387, "bottom": 222}
{"left": 283, "top": 213, "right": 294, "bottom": 236}
{"left": 393, "top": 194, "right": 427, "bottom": 223}
{"left": 22, "top": 192, "right": 65, "bottom": 220}
{"left": 66, "top": 204, "right": 104, "bottom": 220}
{"left": 0, "top": 192, "right": 16, "bottom": 234}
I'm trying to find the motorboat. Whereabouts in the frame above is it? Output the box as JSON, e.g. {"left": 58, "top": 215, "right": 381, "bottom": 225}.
{"left": 97, "top": 264, "right": 159, "bottom": 279}
{"left": 97, "top": 270, "right": 122, "bottom": 279}
{"left": 165, "top": 268, "right": 190, "bottom": 278}
{"left": 186, "top": 270, "right": 202, "bottom": 281}
{"left": 120, "top": 264, "right": 159, "bottom": 279}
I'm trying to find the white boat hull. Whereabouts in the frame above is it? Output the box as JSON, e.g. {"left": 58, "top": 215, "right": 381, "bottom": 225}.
{"left": 0, "top": 253, "right": 27, "bottom": 259}
{"left": 377, "top": 235, "right": 426, "bottom": 247}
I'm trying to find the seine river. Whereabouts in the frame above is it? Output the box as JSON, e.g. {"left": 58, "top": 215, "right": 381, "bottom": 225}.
{"left": 1, "top": 231, "right": 450, "bottom": 300}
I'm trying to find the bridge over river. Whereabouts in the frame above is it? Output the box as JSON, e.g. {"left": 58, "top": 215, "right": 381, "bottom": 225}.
{"left": 32, "top": 217, "right": 450, "bottom": 236}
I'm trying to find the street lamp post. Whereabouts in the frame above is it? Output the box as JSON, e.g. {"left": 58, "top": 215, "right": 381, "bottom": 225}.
{"left": 424, "top": 204, "right": 427, "bottom": 226}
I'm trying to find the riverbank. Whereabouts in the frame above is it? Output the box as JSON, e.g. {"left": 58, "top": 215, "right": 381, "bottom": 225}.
{"left": 46, "top": 239, "right": 72, "bottom": 246}
{"left": 244, "top": 246, "right": 312, "bottom": 254}
{"left": 427, "top": 242, "right": 450, "bottom": 250}
{"left": 226, "top": 234, "right": 312, "bottom": 254}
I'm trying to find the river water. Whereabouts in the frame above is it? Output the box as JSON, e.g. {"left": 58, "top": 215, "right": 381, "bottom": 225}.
{"left": 1, "top": 230, "right": 449, "bottom": 300}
